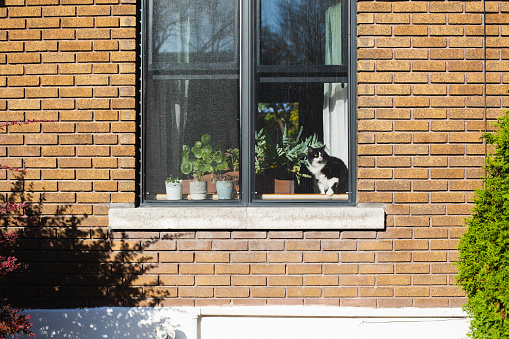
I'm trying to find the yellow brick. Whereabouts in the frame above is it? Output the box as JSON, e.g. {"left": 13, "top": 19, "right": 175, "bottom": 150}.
{"left": 377, "top": 84, "right": 410, "bottom": 96}
{"left": 8, "top": 76, "right": 40, "bottom": 87}
{"left": 0, "top": 19, "right": 25, "bottom": 29}
{"left": 376, "top": 60, "right": 411, "bottom": 71}
{"left": 9, "top": 99, "right": 41, "bottom": 110}
{"left": 394, "top": 73, "right": 428, "bottom": 83}
{"left": 77, "top": 52, "right": 110, "bottom": 62}
{"left": 413, "top": 85, "right": 447, "bottom": 96}
{"left": 42, "top": 29, "right": 75, "bottom": 40}
{"left": 9, "top": 30, "right": 41, "bottom": 40}
{"left": 412, "top": 14, "right": 446, "bottom": 25}
{"left": 412, "top": 61, "right": 446, "bottom": 72}
{"left": 26, "top": 88, "right": 58, "bottom": 98}
{"left": 42, "top": 52, "right": 75, "bottom": 63}
{"left": 376, "top": 13, "right": 410, "bottom": 24}
{"left": 9, "top": 7, "right": 42, "bottom": 17}
{"left": 61, "top": 17, "right": 94, "bottom": 28}
{"left": 24, "top": 65, "right": 57, "bottom": 76}
{"left": 96, "top": 17, "right": 120, "bottom": 27}
{"left": 450, "top": 37, "right": 484, "bottom": 48}
{"left": 27, "top": 18, "right": 60, "bottom": 28}
{"left": 429, "top": 26, "right": 464, "bottom": 36}
{"left": 358, "top": 25, "right": 392, "bottom": 36}
{"left": 43, "top": 6, "right": 76, "bottom": 16}
{"left": 77, "top": 5, "right": 111, "bottom": 16}
{"left": 357, "top": 2, "right": 391, "bottom": 13}
{"left": 60, "top": 41, "right": 93, "bottom": 51}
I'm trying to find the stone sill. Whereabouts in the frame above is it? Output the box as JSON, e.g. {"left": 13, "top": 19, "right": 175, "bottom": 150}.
{"left": 108, "top": 204, "right": 385, "bottom": 230}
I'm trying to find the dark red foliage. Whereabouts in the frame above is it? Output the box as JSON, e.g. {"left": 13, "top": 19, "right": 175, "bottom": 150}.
{"left": 0, "top": 302, "right": 35, "bottom": 338}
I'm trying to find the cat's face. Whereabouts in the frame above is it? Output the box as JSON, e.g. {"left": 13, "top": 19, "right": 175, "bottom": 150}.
{"left": 308, "top": 147, "right": 325, "bottom": 164}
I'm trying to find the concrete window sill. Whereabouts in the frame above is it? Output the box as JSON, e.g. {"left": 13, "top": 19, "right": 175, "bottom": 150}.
{"left": 108, "top": 204, "right": 385, "bottom": 230}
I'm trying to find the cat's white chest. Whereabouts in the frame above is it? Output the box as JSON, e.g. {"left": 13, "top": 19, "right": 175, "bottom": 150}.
{"left": 308, "top": 161, "right": 328, "bottom": 194}
{"left": 308, "top": 160, "right": 325, "bottom": 176}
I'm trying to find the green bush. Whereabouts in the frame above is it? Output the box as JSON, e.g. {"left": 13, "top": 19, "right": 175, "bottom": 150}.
{"left": 456, "top": 111, "right": 509, "bottom": 338}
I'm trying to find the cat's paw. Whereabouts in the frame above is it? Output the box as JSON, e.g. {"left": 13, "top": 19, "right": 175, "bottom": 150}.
{"left": 326, "top": 189, "right": 334, "bottom": 197}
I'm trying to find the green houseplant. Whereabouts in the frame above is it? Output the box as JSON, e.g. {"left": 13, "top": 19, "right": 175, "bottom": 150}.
{"left": 181, "top": 134, "right": 216, "bottom": 200}
{"left": 255, "top": 123, "right": 323, "bottom": 192}
{"left": 213, "top": 147, "right": 240, "bottom": 200}
{"left": 164, "top": 174, "right": 182, "bottom": 200}
{"left": 181, "top": 134, "right": 236, "bottom": 200}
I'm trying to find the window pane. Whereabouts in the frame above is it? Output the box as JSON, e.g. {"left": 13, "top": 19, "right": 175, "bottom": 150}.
{"left": 150, "top": 0, "right": 237, "bottom": 64}
{"left": 255, "top": 82, "right": 349, "bottom": 200}
{"left": 144, "top": 0, "right": 240, "bottom": 202}
{"left": 260, "top": 0, "right": 346, "bottom": 66}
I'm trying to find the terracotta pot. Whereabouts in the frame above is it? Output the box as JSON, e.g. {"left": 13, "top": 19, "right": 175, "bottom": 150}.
{"left": 255, "top": 175, "right": 294, "bottom": 194}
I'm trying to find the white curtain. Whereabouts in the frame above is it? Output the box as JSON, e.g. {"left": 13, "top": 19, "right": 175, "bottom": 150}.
{"left": 323, "top": 83, "right": 348, "bottom": 163}
{"left": 323, "top": 3, "right": 348, "bottom": 164}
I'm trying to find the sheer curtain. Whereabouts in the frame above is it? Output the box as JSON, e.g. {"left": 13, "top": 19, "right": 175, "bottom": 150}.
{"left": 323, "top": 3, "right": 348, "bottom": 165}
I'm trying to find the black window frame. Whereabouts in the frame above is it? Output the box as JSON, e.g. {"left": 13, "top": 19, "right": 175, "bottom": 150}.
{"left": 140, "top": 0, "right": 357, "bottom": 206}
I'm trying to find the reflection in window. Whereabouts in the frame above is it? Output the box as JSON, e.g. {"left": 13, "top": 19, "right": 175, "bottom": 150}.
{"left": 144, "top": 0, "right": 240, "bottom": 201}
{"left": 254, "top": 82, "right": 348, "bottom": 199}
{"left": 142, "top": 0, "right": 352, "bottom": 203}
{"left": 150, "top": 0, "right": 237, "bottom": 64}
{"left": 260, "top": 0, "right": 345, "bottom": 66}
{"left": 255, "top": 0, "right": 349, "bottom": 200}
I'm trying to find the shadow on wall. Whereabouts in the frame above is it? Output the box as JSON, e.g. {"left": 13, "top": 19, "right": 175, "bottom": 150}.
{"left": 1, "top": 175, "right": 171, "bottom": 309}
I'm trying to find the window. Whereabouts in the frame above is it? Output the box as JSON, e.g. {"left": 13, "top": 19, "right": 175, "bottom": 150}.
{"left": 141, "top": 0, "right": 355, "bottom": 204}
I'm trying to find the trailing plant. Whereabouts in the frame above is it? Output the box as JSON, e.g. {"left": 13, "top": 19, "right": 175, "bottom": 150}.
{"left": 255, "top": 122, "right": 323, "bottom": 185}
{"left": 456, "top": 110, "right": 509, "bottom": 338}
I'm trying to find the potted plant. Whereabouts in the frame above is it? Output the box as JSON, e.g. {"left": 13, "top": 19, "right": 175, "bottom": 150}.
{"left": 254, "top": 122, "right": 323, "bottom": 194}
{"left": 180, "top": 134, "right": 220, "bottom": 200}
{"left": 213, "top": 147, "right": 239, "bottom": 200}
{"left": 165, "top": 174, "right": 182, "bottom": 200}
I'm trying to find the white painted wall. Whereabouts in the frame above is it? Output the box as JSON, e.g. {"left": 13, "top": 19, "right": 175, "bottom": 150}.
{"left": 18, "top": 307, "right": 470, "bottom": 339}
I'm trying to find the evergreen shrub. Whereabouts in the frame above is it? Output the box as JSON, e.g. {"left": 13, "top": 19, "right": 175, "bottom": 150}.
{"left": 456, "top": 110, "right": 509, "bottom": 338}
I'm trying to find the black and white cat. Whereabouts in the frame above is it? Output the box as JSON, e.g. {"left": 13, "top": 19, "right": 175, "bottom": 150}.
{"left": 307, "top": 146, "right": 348, "bottom": 196}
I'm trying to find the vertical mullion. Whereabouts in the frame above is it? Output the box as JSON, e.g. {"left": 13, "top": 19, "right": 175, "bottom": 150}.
{"left": 348, "top": 0, "right": 357, "bottom": 204}
{"left": 240, "top": 0, "right": 254, "bottom": 204}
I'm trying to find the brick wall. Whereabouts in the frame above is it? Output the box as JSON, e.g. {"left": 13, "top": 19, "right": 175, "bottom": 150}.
{"left": 1, "top": 0, "right": 508, "bottom": 308}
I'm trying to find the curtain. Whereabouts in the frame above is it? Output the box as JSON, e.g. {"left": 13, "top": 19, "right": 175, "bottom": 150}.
{"left": 323, "top": 3, "right": 348, "bottom": 164}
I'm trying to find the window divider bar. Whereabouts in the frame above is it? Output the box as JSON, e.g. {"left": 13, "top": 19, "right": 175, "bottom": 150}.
{"left": 240, "top": 0, "right": 254, "bottom": 205}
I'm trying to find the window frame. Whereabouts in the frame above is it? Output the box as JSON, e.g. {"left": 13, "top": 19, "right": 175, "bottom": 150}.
{"left": 139, "top": 0, "right": 358, "bottom": 207}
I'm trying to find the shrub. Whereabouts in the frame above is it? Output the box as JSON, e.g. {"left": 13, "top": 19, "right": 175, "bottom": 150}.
{"left": 0, "top": 231, "right": 34, "bottom": 338}
{"left": 0, "top": 120, "right": 36, "bottom": 338}
{"left": 456, "top": 111, "right": 509, "bottom": 338}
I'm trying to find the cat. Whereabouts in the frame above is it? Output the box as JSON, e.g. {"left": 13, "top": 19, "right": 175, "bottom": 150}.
{"left": 307, "top": 146, "right": 348, "bottom": 196}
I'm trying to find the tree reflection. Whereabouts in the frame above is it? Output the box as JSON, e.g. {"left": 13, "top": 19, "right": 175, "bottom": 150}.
{"left": 151, "top": 0, "right": 236, "bottom": 63}
{"left": 261, "top": 0, "right": 341, "bottom": 65}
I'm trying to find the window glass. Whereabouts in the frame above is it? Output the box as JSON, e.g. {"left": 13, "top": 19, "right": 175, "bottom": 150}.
{"left": 144, "top": 0, "right": 240, "bottom": 202}
{"left": 255, "top": 0, "right": 350, "bottom": 201}
{"left": 260, "top": 0, "right": 346, "bottom": 66}
{"left": 142, "top": 0, "right": 351, "bottom": 203}
{"left": 254, "top": 82, "right": 349, "bottom": 200}
{"left": 150, "top": 0, "right": 238, "bottom": 64}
